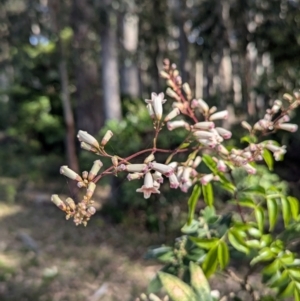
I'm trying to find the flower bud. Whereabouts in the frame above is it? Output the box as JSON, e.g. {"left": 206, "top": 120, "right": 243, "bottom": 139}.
{"left": 111, "top": 156, "right": 118, "bottom": 167}
{"left": 87, "top": 206, "right": 96, "bottom": 216}
{"left": 193, "top": 130, "right": 214, "bottom": 139}
{"left": 160, "top": 70, "right": 170, "bottom": 79}
{"left": 60, "top": 166, "right": 83, "bottom": 182}
{"left": 215, "top": 127, "right": 232, "bottom": 139}
{"left": 217, "top": 160, "right": 227, "bottom": 172}
{"left": 193, "top": 122, "right": 215, "bottom": 130}
{"left": 149, "top": 162, "right": 174, "bottom": 177}
{"left": 152, "top": 171, "right": 164, "bottom": 183}
{"left": 167, "top": 120, "right": 188, "bottom": 131}
{"left": 243, "top": 163, "right": 256, "bottom": 174}
{"left": 88, "top": 160, "right": 103, "bottom": 181}
{"left": 277, "top": 115, "right": 290, "bottom": 123}
{"left": 283, "top": 93, "right": 293, "bottom": 102}
{"left": 209, "top": 110, "right": 228, "bottom": 121}
{"left": 192, "top": 156, "right": 202, "bottom": 168}
{"left": 200, "top": 174, "right": 214, "bottom": 185}
{"left": 101, "top": 130, "right": 113, "bottom": 147}
{"left": 127, "top": 172, "right": 144, "bottom": 181}
{"left": 86, "top": 182, "right": 96, "bottom": 199}
{"left": 241, "top": 121, "right": 252, "bottom": 131}
{"left": 82, "top": 171, "right": 88, "bottom": 179}
{"left": 77, "top": 130, "right": 100, "bottom": 149}
{"left": 166, "top": 88, "right": 180, "bottom": 101}
{"left": 275, "top": 123, "right": 298, "bottom": 132}
{"left": 169, "top": 173, "right": 179, "bottom": 188}
{"left": 271, "top": 100, "right": 282, "bottom": 114}
{"left": 144, "top": 153, "right": 155, "bottom": 164}
{"left": 125, "top": 164, "right": 148, "bottom": 173}
{"left": 182, "top": 83, "right": 192, "bottom": 99}
{"left": 217, "top": 144, "right": 229, "bottom": 155}
{"left": 191, "top": 98, "right": 209, "bottom": 114}
{"left": 164, "top": 108, "right": 180, "bottom": 122}
{"left": 51, "top": 194, "right": 66, "bottom": 211}
{"left": 80, "top": 142, "right": 99, "bottom": 153}
{"left": 65, "top": 197, "right": 76, "bottom": 210}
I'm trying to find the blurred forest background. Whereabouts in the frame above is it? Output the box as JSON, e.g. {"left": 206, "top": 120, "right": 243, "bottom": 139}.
{"left": 1, "top": 0, "right": 300, "bottom": 300}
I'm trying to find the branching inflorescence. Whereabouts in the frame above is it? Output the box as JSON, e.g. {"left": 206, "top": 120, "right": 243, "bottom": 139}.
{"left": 51, "top": 58, "right": 299, "bottom": 226}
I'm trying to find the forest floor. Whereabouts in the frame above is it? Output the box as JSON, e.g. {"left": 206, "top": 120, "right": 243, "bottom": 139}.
{"left": 0, "top": 181, "right": 273, "bottom": 301}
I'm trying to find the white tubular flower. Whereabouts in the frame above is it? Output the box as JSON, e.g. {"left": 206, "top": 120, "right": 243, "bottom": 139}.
{"left": 51, "top": 195, "right": 66, "bottom": 211}
{"left": 167, "top": 120, "right": 188, "bottom": 131}
{"left": 271, "top": 100, "right": 282, "bottom": 114}
{"left": 172, "top": 102, "right": 185, "bottom": 110}
{"left": 125, "top": 164, "right": 148, "bottom": 173}
{"left": 80, "top": 142, "right": 99, "bottom": 153}
{"left": 217, "top": 160, "right": 227, "bottom": 172}
{"left": 86, "top": 182, "right": 96, "bottom": 199}
{"left": 191, "top": 98, "right": 209, "bottom": 114}
{"left": 146, "top": 104, "right": 155, "bottom": 119}
{"left": 65, "top": 197, "right": 76, "bottom": 210}
{"left": 243, "top": 164, "right": 256, "bottom": 175}
{"left": 209, "top": 110, "right": 228, "bottom": 121}
{"left": 217, "top": 144, "right": 229, "bottom": 155}
{"left": 88, "top": 160, "right": 103, "bottom": 181}
{"left": 60, "top": 166, "right": 83, "bottom": 182}
{"left": 152, "top": 171, "right": 164, "bottom": 183}
{"left": 253, "top": 122, "right": 264, "bottom": 131}
{"left": 166, "top": 87, "right": 181, "bottom": 101}
{"left": 127, "top": 172, "right": 144, "bottom": 181}
{"left": 160, "top": 70, "right": 170, "bottom": 79}
{"left": 200, "top": 174, "right": 214, "bottom": 185}
{"left": 241, "top": 121, "right": 252, "bottom": 131}
{"left": 168, "top": 162, "right": 178, "bottom": 169}
{"left": 193, "top": 122, "right": 215, "bottom": 130}
{"left": 180, "top": 180, "right": 192, "bottom": 193}
{"left": 265, "top": 144, "right": 286, "bottom": 161}
{"left": 193, "top": 130, "right": 215, "bottom": 139}
{"left": 153, "top": 180, "right": 160, "bottom": 189}
{"left": 136, "top": 172, "right": 160, "bottom": 199}
{"left": 199, "top": 139, "right": 217, "bottom": 148}
{"left": 182, "top": 83, "right": 192, "bottom": 99}
{"left": 215, "top": 127, "right": 232, "bottom": 139}
{"left": 77, "top": 130, "right": 100, "bottom": 149}
{"left": 149, "top": 162, "right": 174, "bottom": 177}
{"left": 277, "top": 115, "right": 290, "bottom": 124}
{"left": 145, "top": 92, "right": 167, "bottom": 120}
{"left": 192, "top": 156, "right": 202, "bottom": 168}
{"left": 176, "top": 166, "right": 184, "bottom": 181}
{"left": 275, "top": 123, "right": 298, "bottom": 132}
{"left": 169, "top": 173, "right": 179, "bottom": 188}
{"left": 181, "top": 167, "right": 192, "bottom": 184}
{"left": 242, "top": 151, "right": 252, "bottom": 159}
{"left": 101, "top": 130, "right": 113, "bottom": 146}
{"left": 144, "top": 153, "right": 155, "bottom": 164}
{"left": 164, "top": 108, "right": 180, "bottom": 122}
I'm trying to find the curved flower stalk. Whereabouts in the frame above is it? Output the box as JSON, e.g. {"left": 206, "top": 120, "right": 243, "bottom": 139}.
{"left": 51, "top": 59, "right": 300, "bottom": 227}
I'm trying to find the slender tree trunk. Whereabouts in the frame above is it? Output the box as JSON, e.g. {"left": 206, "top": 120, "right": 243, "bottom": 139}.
{"left": 49, "top": 0, "right": 79, "bottom": 172}
{"left": 100, "top": 8, "right": 122, "bottom": 121}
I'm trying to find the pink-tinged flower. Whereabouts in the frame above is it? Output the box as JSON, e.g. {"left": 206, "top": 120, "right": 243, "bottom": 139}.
{"left": 258, "top": 119, "right": 273, "bottom": 130}
{"left": 275, "top": 123, "right": 298, "bottom": 132}
{"left": 167, "top": 120, "right": 188, "bottom": 131}
{"left": 145, "top": 92, "right": 167, "bottom": 120}
{"left": 182, "top": 83, "right": 192, "bottom": 98}
{"left": 209, "top": 110, "right": 228, "bottom": 121}
{"left": 144, "top": 154, "right": 155, "bottom": 164}
{"left": 149, "top": 162, "right": 174, "bottom": 177}
{"left": 164, "top": 108, "right": 180, "bottom": 122}
{"left": 241, "top": 151, "right": 252, "bottom": 159}
{"left": 191, "top": 98, "right": 209, "bottom": 114}
{"left": 136, "top": 172, "right": 160, "bottom": 199}
{"left": 116, "top": 164, "right": 126, "bottom": 172}
{"left": 153, "top": 180, "right": 161, "bottom": 189}
{"left": 200, "top": 174, "right": 214, "bottom": 185}
{"left": 265, "top": 144, "right": 286, "bottom": 161}
{"left": 88, "top": 160, "right": 103, "bottom": 181}
{"left": 125, "top": 164, "right": 148, "bottom": 173}
{"left": 51, "top": 195, "right": 66, "bottom": 211}
{"left": 217, "top": 144, "right": 229, "bottom": 155}
{"left": 180, "top": 180, "right": 192, "bottom": 193}
{"left": 60, "top": 166, "right": 83, "bottom": 182}
{"left": 168, "top": 162, "right": 178, "bottom": 169}
{"left": 77, "top": 130, "right": 100, "bottom": 149}
{"left": 217, "top": 160, "right": 227, "bottom": 172}
{"left": 277, "top": 115, "right": 290, "bottom": 124}
{"left": 127, "top": 172, "right": 144, "bottom": 181}
{"left": 181, "top": 167, "right": 192, "bottom": 184}
{"left": 169, "top": 173, "right": 179, "bottom": 188}
{"left": 146, "top": 104, "right": 155, "bottom": 119}
{"left": 193, "top": 122, "right": 215, "bottom": 130}
{"left": 176, "top": 166, "right": 184, "bottom": 181}
{"left": 243, "top": 164, "right": 256, "bottom": 174}
{"left": 199, "top": 139, "right": 217, "bottom": 148}
{"left": 101, "top": 130, "right": 113, "bottom": 146}
{"left": 193, "top": 130, "right": 214, "bottom": 139}
{"left": 215, "top": 127, "right": 232, "bottom": 139}
{"left": 152, "top": 171, "right": 164, "bottom": 183}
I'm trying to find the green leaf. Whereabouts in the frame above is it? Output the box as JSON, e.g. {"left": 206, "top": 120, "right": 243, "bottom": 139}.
{"left": 181, "top": 219, "right": 199, "bottom": 234}
{"left": 231, "top": 198, "right": 256, "bottom": 208}
{"left": 189, "top": 262, "right": 212, "bottom": 301}
{"left": 228, "top": 229, "right": 250, "bottom": 254}
{"left": 246, "top": 239, "right": 261, "bottom": 249}
{"left": 250, "top": 248, "right": 275, "bottom": 265}
{"left": 179, "top": 142, "right": 191, "bottom": 149}
{"left": 147, "top": 274, "right": 162, "bottom": 293}
{"left": 240, "top": 135, "right": 257, "bottom": 144}
{"left": 247, "top": 227, "right": 262, "bottom": 238}
{"left": 158, "top": 272, "right": 197, "bottom": 301}
{"left": 278, "top": 253, "right": 294, "bottom": 265}
{"left": 281, "top": 197, "right": 292, "bottom": 227}
{"left": 267, "top": 198, "right": 278, "bottom": 231}
{"left": 260, "top": 234, "right": 273, "bottom": 248}
{"left": 277, "top": 280, "right": 295, "bottom": 298}
{"left": 189, "top": 237, "right": 220, "bottom": 250}
{"left": 202, "top": 183, "right": 214, "bottom": 207}
{"left": 269, "top": 269, "right": 289, "bottom": 288}
{"left": 187, "top": 184, "right": 201, "bottom": 225}
{"left": 288, "top": 268, "right": 300, "bottom": 281}
{"left": 242, "top": 185, "right": 266, "bottom": 196}
{"left": 202, "top": 155, "right": 217, "bottom": 172}
{"left": 255, "top": 206, "right": 265, "bottom": 233}
{"left": 218, "top": 241, "right": 229, "bottom": 269}
{"left": 295, "top": 289, "right": 300, "bottom": 301}
{"left": 263, "top": 148, "right": 274, "bottom": 171}
{"left": 202, "top": 246, "right": 218, "bottom": 277}
{"left": 287, "top": 196, "right": 299, "bottom": 220}
{"left": 262, "top": 259, "right": 280, "bottom": 275}
{"left": 217, "top": 173, "right": 236, "bottom": 194}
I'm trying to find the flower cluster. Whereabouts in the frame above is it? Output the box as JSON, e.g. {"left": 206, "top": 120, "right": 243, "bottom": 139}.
{"left": 51, "top": 59, "right": 300, "bottom": 226}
